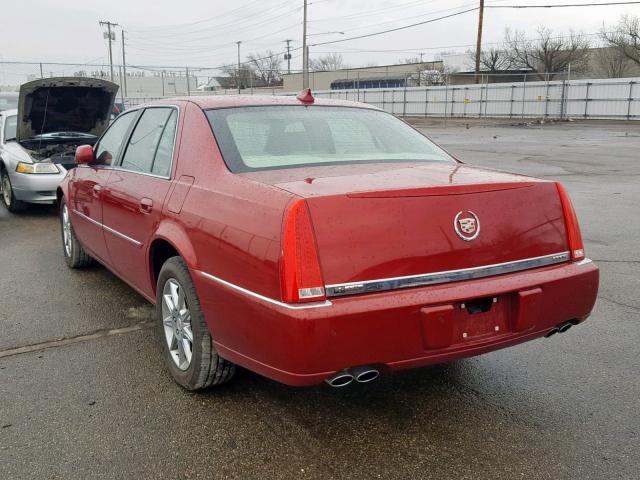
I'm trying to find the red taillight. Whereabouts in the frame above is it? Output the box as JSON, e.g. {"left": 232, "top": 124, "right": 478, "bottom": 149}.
{"left": 556, "top": 182, "right": 585, "bottom": 261}
{"left": 280, "top": 199, "right": 326, "bottom": 303}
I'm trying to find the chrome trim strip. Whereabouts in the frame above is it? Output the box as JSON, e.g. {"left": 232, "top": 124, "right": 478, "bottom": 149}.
{"left": 325, "top": 252, "right": 571, "bottom": 298}
{"left": 105, "top": 166, "right": 171, "bottom": 180}
{"left": 197, "top": 270, "right": 333, "bottom": 310}
{"left": 72, "top": 209, "right": 142, "bottom": 248}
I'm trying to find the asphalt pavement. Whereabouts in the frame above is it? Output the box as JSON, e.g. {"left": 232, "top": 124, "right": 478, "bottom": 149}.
{"left": 1, "top": 120, "right": 638, "bottom": 479}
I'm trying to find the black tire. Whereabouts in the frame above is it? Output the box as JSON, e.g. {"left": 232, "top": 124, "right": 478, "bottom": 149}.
{"left": 156, "top": 256, "right": 236, "bottom": 390}
{"left": 1, "top": 168, "right": 28, "bottom": 213}
{"left": 59, "top": 197, "right": 93, "bottom": 268}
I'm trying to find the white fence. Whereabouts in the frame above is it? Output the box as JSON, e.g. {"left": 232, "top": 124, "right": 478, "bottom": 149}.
{"left": 123, "top": 77, "right": 640, "bottom": 120}
{"left": 313, "top": 77, "right": 640, "bottom": 120}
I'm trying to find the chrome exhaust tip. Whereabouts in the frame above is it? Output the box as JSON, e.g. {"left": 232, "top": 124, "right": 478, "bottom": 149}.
{"left": 558, "top": 322, "right": 573, "bottom": 333}
{"left": 545, "top": 328, "right": 559, "bottom": 338}
{"left": 325, "top": 371, "right": 354, "bottom": 388}
{"left": 350, "top": 365, "right": 380, "bottom": 383}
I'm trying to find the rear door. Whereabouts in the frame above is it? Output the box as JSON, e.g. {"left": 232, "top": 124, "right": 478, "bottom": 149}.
{"left": 70, "top": 109, "right": 137, "bottom": 263}
{"left": 101, "top": 106, "right": 178, "bottom": 297}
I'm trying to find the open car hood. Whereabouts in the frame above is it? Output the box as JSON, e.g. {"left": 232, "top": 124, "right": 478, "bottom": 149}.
{"left": 17, "top": 77, "right": 119, "bottom": 142}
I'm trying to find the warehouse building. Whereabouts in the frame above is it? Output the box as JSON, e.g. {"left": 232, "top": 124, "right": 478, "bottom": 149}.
{"left": 282, "top": 61, "right": 444, "bottom": 91}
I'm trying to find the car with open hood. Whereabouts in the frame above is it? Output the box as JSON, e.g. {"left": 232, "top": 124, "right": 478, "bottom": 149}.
{"left": 0, "top": 77, "right": 118, "bottom": 212}
{"left": 56, "top": 92, "right": 599, "bottom": 390}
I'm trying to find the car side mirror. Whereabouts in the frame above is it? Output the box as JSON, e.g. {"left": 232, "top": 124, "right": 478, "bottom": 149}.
{"left": 75, "top": 145, "right": 95, "bottom": 165}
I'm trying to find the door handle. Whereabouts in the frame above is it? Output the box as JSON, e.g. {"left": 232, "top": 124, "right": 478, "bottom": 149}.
{"left": 139, "top": 198, "right": 153, "bottom": 214}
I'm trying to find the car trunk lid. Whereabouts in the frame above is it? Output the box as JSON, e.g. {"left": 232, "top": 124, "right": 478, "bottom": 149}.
{"left": 241, "top": 162, "right": 570, "bottom": 294}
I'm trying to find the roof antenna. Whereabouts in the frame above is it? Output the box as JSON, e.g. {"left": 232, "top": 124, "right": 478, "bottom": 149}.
{"left": 296, "top": 88, "right": 314, "bottom": 104}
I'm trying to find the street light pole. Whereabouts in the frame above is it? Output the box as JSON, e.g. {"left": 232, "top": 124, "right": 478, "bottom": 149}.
{"left": 302, "top": 0, "right": 308, "bottom": 89}
{"left": 236, "top": 41, "right": 242, "bottom": 94}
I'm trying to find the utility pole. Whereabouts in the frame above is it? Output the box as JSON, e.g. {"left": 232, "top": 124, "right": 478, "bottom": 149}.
{"left": 302, "top": 0, "right": 309, "bottom": 89}
{"left": 284, "top": 39, "right": 292, "bottom": 74}
{"left": 236, "top": 41, "right": 242, "bottom": 94}
{"left": 419, "top": 52, "right": 424, "bottom": 63}
{"left": 121, "top": 29, "right": 127, "bottom": 97}
{"left": 99, "top": 20, "right": 118, "bottom": 82}
{"left": 474, "top": 0, "right": 484, "bottom": 84}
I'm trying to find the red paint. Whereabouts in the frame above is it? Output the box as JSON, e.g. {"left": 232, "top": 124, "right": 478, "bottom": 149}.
{"left": 59, "top": 96, "right": 599, "bottom": 386}
{"left": 75, "top": 145, "right": 94, "bottom": 165}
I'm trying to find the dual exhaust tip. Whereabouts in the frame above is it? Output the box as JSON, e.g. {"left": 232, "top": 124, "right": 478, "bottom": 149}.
{"left": 545, "top": 321, "right": 574, "bottom": 338}
{"left": 329, "top": 321, "right": 577, "bottom": 385}
{"left": 325, "top": 365, "right": 380, "bottom": 388}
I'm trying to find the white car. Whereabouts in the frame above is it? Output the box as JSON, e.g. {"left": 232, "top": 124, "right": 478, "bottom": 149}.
{"left": 0, "top": 77, "right": 117, "bottom": 212}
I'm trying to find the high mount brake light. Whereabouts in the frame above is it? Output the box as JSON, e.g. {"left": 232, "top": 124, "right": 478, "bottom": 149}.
{"left": 556, "top": 182, "right": 585, "bottom": 261}
{"left": 280, "top": 199, "right": 326, "bottom": 303}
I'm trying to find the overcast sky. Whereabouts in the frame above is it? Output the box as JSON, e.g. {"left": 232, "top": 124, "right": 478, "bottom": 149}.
{"left": 0, "top": 0, "right": 638, "bottom": 75}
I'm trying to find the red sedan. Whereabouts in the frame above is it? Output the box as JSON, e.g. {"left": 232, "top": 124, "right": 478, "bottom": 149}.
{"left": 57, "top": 92, "right": 599, "bottom": 389}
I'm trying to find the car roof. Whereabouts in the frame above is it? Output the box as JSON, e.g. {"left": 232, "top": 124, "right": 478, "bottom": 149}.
{"left": 145, "top": 94, "right": 381, "bottom": 111}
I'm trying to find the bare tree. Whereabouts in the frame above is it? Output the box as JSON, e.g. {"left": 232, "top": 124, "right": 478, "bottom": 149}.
{"left": 601, "top": 14, "right": 640, "bottom": 67}
{"left": 310, "top": 53, "right": 346, "bottom": 71}
{"left": 504, "top": 27, "right": 591, "bottom": 79}
{"left": 399, "top": 56, "right": 421, "bottom": 64}
{"left": 593, "top": 47, "right": 631, "bottom": 78}
{"left": 468, "top": 48, "right": 514, "bottom": 72}
{"left": 221, "top": 64, "right": 255, "bottom": 90}
{"left": 247, "top": 51, "right": 283, "bottom": 86}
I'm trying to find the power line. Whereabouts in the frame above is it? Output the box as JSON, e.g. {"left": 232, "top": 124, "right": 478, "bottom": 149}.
{"left": 308, "top": 2, "right": 479, "bottom": 36}
{"left": 487, "top": 1, "right": 640, "bottom": 7}
{"left": 126, "top": 0, "right": 270, "bottom": 32}
{"left": 310, "top": 8, "right": 480, "bottom": 47}
{"left": 126, "top": 5, "right": 301, "bottom": 46}
{"left": 308, "top": 0, "right": 446, "bottom": 23}
{"left": 308, "top": 29, "right": 611, "bottom": 56}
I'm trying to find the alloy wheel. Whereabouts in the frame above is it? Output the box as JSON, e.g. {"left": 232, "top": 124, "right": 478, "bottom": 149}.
{"left": 161, "top": 278, "right": 193, "bottom": 371}
{"left": 1, "top": 174, "right": 11, "bottom": 206}
{"left": 61, "top": 204, "right": 72, "bottom": 257}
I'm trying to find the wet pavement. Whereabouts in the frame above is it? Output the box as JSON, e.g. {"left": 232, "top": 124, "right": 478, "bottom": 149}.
{"left": 1, "top": 120, "right": 638, "bottom": 479}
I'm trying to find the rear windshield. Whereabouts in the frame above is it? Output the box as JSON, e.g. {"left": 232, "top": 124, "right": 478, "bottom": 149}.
{"left": 205, "top": 106, "right": 453, "bottom": 172}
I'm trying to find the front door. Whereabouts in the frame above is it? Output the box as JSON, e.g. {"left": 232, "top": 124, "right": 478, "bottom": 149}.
{"left": 101, "top": 106, "right": 178, "bottom": 298}
{"left": 70, "top": 110, "right": 138, "bottom": 263}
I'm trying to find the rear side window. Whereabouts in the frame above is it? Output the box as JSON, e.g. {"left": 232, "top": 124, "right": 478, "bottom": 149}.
{"left": 120, "top": 107, "right": 176, "bottom": 176}
{"left": 94, "top": 111, "right": 136, "bottom": 165}
{"left": 151, "top": 110, "right": 177, "bottom": 176}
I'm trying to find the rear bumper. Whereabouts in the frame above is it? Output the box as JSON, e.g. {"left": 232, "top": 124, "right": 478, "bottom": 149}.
{"left": 194, "top": 259, "right": 599, "bottom": 386}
